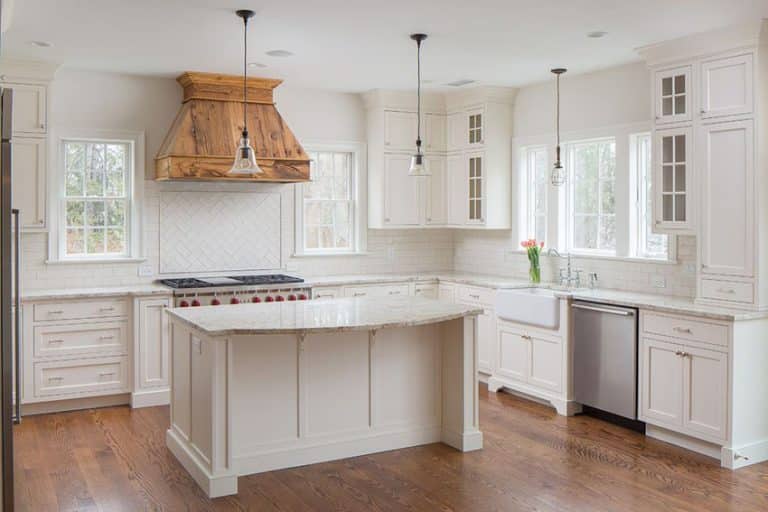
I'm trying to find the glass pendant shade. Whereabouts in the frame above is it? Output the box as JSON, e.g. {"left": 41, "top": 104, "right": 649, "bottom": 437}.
{"left": 229, "top": 131, "right": 263, "bottom": 175}
{"left": 550, "top": 67, "right": 567, "bottom": 187}
{"left": 551, "top": 157, "right": 566, "bottom": 186}
{"left": 408, "top": 151, "right": 429, "bottom": 176}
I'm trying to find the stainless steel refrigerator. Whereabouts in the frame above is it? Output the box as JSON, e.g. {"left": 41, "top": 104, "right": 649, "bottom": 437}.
{"left": 1, "top": 86, "right": 18, "bottom": 511}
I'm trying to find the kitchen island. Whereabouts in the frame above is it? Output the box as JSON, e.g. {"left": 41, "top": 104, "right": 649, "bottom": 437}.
{"left": 165, "top": 296, "right": 484, "bottom": 497}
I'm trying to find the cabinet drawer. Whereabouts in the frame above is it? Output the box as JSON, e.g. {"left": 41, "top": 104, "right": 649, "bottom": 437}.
{"left": 642, "top": 312, "right": 729, "bottom": 348}
{"left": 34, "top": 356, "right": 128, "bottom": 398}
{"left": 414, "top": 283, "right": 438, "bottom": 299}
{"left": 34, "top": 322, "right": 128, "bottom": 359}
{"left": 456, "top": 285, "right": 495, "bottom": 305}
{"left": 312, "top": 287, "right": 340, "bottom": 300}
{"left": 34, "top": 298, "right": 129, "bottom": 322}
{"left": 343, "top": 284, "right": 410, "bottom": 298}
{"left": 700, "top": 278, "right": 754, "bottom": 305}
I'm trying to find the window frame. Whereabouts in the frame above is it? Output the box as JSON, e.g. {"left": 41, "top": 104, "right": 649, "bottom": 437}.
{"left": 564, "top": 136, "right": 618, "bottom": 257}
{"left": 293, "top": 141, "right": 367, "bottom": 257}
{"left": 48, "top": 129, "right": 145, "bottom": 264}
{"left": 521, "top": 145, "right": 549, "bottom": 243}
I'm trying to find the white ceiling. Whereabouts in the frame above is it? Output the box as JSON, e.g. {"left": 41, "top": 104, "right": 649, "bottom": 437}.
{"left": 3, "top": 0, "right": 767, "bottom": 92}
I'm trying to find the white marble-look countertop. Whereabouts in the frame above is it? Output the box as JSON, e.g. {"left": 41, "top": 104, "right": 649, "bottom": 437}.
{"left": 306, "top": 272, "right": 533, "bottom": 289}
{"left": 21, "top": 284, "right": 172, "bottom": 302}
{"left": 166, "top": 295, "right": 484, "bottom": 336}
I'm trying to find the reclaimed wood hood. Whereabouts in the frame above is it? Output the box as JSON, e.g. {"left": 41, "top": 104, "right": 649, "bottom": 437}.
{"left": 154, "top": 72, "right": 310, "bottom": 182}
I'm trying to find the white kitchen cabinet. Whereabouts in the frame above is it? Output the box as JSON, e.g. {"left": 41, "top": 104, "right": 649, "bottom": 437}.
{"left": 700, "top": 53, "right": 753, "bottom": 120}
{"left": 653, "top": 127, "right": 693, "bottom": 233}
{"left": 133, "top": 297, "right": 171, "bottom": 407}
{"left": 425, "top": 156, "right": 446, "bottom": 224}
{"left": 5, "top": 82, "right": 47, "bottom": 135}
{"left": 383, "top": 153, "right": 421, "bottom": 226}
{"left": 447, "top": 111, "right": 465, "bottom": 152}
{"left": 466, "top": 152, "right": 485, "bottom": 224}
{"left": 342, "top": 283, "right": 411, "bottom": 298}
{"left": 698, "top": 120, "right": 754, "bottom": 279}
{"left": 312, "top": 287, "right": 341, "bottom": 300}
{"left": 383, "top": 110, "right": 417, "bottom": 151}
{"left": 528, "top": 333, "right": 562, "bottom": 392}
{"left": 466, "top": 106, "right": 484, "bottom": 146}
{"left": 413, "top": 283, "right": 438, "bottom": 299}
{"left": 11, "top": 136, "right": 47, "bottom": 231}
{"left": 654, "top": 65, "right": 692, "bottom": 125}
{"left": 496, "top": 328, "right": 528, "bottom": 382}
{"left": 683, "top": 344, "right": 728, "bottom": 441}
{"left": 424, "top": 113, "right": 446, "bottom": 152}
{"left": 446, "top": 154, "right": 466, "bottom": 225}
{"left": 476, "top": 308, "right": 496, "bottom": 374}
{"left": 438, "top": 283, "right": 456, "bottom": 302}
{"left": 639, "top": 337, "right": 684, "bottom": 428}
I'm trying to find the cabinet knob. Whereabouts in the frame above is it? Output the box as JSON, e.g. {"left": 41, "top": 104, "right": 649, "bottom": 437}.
{"left": 384, "top": 217, "right": 390, "bottom": 222}
{"left": 700, "top": 109, "right": 706, "bottom": 114}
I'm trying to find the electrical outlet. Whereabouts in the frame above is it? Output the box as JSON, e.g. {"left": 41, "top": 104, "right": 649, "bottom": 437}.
{"left": 651, "top": 275, "right": 666, "bottom": 288}
{"left": 138, "top": 263, "right": 154, "bottom": 277}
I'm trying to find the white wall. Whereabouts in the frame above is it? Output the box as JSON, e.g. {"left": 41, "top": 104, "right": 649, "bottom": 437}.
{"left": 20, "top": 69, "right": 453, "bottom": 290}
{"left": 454, "top": 62, "right": 698, "bottom": 297}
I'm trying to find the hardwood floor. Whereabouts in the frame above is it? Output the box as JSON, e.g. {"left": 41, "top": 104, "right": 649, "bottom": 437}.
{"left": 13, "top": 385, "right": 768, "bottom": 512}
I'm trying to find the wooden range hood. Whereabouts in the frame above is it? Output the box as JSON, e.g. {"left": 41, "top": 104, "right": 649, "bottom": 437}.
{"left": 154, "top": 72, "right": 310, "bottom": 182}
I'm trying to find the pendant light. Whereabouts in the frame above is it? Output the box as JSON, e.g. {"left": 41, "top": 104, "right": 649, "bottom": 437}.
{"left": 550, "top": 68, "right": 567, "bottom": 186}
{"left": 408, "top": 33, "right": 430, "bottom": 176}
{"left": 229, "top": 9, "right": 263, "bottom": 176}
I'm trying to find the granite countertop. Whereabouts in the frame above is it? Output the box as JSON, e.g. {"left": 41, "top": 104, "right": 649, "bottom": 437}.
{"left": 21, "top": 284, "right": 172, "bottom": 302}
{"left": 166, "top": 295, "right": 484, "bottom": 336}
{"left": 306, "top": 272, "right": 533, "bottom": 289}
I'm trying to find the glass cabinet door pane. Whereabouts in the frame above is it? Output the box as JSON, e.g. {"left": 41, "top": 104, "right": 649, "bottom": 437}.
{"left": 674, "top": 96, "right": 685, "bottom": 115}
{"left": 674, "top": 74, "right": 685, "bottom": 94}
{"left": 674, "top": 135, "right": 686, "bottom": 162}
{"left": 662, "top": 98, "right": 673, "bottom": 116}
{"left": 663, "top": 136, "right": 673, "bottom": 162}
{"left": 663, "top": 195, "right": 673, "bottom": 221}
{"left": 662, "top": 77, "right": 673, "bottom": 96}
{"left": 675, "top": 195, "right": 686, "bottom": 221}
{"left": 675, "top": 165, "right": 686, "bottom": 192}
{"left": 476, "top": 178, "right": 482, "bottom": 198}
{"left": 662, "top": 166, "right": 674, "bottom": 192}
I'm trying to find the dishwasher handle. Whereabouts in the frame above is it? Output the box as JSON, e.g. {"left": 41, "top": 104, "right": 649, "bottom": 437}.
{"left": 571, "top": 303, "right": 635, "bottom": 316}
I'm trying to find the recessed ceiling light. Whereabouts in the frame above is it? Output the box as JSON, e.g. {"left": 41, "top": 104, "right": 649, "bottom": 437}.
{"left": 587, "top": 31, "right": 608, "bottom": 39}
{"left": 29, "top": 40, "right": 52, "bottom": 48}
{"left": 265, "top": 49, "right": 294, "bottom": 57}
{"left": 248, "top": 62, "right": 267, "bottom": 68}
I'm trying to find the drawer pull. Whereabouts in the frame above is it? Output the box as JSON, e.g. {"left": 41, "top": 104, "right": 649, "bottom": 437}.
{"left": 48, "top": 310, "right": 64, "bottom": 314}
{"left": 353, "top": 292, "right": 366, "bottom": 297}
{"left": 316, "top": 294, "right": 333, "bottom": 298}
{"left": 521, "top": 334, "right": 532, "bottom": 341}
{"left": 675, "top": 351, "right": 690, "bottom": 357}
{"left": 47, "top": 376, "right": 63, "bottom": 382}
{"left": 388, "top": 291, "right": 401, "bottom": 295}
{"left": 717, "top": 288, "right": 735, "bottom": 294}
{"left": 99, "top": 306, "right": 116, "bottom": 312}
{"left": 99, "top": 335, "right": 115, "bottom": 341}
{"left": 469, "top": 294, "right": 480, "bottom": 299}
{"left": 48, "top": 339, "right": 64, "bottom": 344}
{"left": 99, "top": 371, "right": 116, "bottom": 377}
{"left": 673, "top": 327, "right": 693, "bottom": 334}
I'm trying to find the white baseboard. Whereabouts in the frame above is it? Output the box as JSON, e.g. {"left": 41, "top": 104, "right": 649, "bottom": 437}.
{"left": 646, "top": 425, "right": 722, "bottom": 460}
{"left": 131, "top": 388, "right": 170, "bottom": 408}
{"left": 21, "top": 393, "right": 131, "bottom": 416}
{"left": 722, "top": 439, "right": 768, "bottom": 469}
{"left": 442, "top": 427, "right": 483, "bottom": 451}
{"left": 233, "top": 426, "right": 442, "bottom": 477}
{"left": 166, "top": 428, "right": 237, "bottom": 498}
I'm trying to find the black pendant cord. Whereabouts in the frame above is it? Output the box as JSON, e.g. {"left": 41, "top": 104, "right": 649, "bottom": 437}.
{"left": 555, "top": 72, "right": 560, "bottom": 162}
{"left": 416, "top": 37, "right": 422, "bottom": 151}
{"left": 242, "top": 15, "right": 248, "bottom": 137}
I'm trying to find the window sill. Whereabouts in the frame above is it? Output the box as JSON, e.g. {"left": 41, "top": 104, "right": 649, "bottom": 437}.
{"left": 46, "top": 257, "right": 147, "bottom": 265}
{"left": 509, "top": 250, "right": 678, "bottom": 265}
{"left": 291, "top": 251, "right": 370, "bottom": 258}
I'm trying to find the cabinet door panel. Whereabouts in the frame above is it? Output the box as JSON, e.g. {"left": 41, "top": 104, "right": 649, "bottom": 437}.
{"left": 11, "top": 136, "right": 47, "bottom": 231}
{"left": 497, "top": 329, "right": 527, "bottom": 382}
{"left": 447, "top": 112, "right": 465, "bottom": 152}
{"left": 383, "top": 111, "right": 417, "bottom": 151}
{"left": 446, "top": 154, "right": 467, "bottom": 225}
{"left": 654, "top": 66, "right": 691, "bottom": 124}
{"left": 701, "top": 53, "right": 753, "bottom": 119}
{"left": 425, "top": 156, "right": 446, "bottom": 224}
{"left": 8, "top": 83, "right": 46, "bottom": 135}
{"left": 683, "top": 346, "right": 728, "bottom": 442}
{"left": 424, "top": 113, "right": 446, "bottom": 152}
{"left": 476, "top": 308, "right": 496, "bottom": 374}
{"left": 653, "top": 127, "right": 692, "bottom": 233}
{"left": 528, "top": 334, "right": 562, "bottom": 392}
{"left": 640, "top": 338, "right": 683, "bottom": 427}
{"left": 699, "top": 120, "right": 754, "bottom": 277}
{"left": 383, "top": 154, "right": 421, "bottom": 226}
{"left": 137, "top": 298, "right": 171, "bottom": 390}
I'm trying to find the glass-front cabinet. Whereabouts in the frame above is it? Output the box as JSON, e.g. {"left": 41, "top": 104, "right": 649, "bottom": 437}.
{"left": 655, "top": 66, "right": 692, "bottom": 124}
{"left": 467, "top": 152, "right": 484, "bottom": 223}
{"left": 467, "top": 107, "right": 484, "bottom": 145}
{"left": 654, "top": 127, "right": 693, "bottom": 233}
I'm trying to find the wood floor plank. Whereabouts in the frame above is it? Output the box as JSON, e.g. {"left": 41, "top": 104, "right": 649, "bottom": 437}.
{"left": 12, "top": 385, "right": 768, "bottom": 512}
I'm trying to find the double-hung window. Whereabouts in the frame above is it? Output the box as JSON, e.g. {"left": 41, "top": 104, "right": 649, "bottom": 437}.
{"left": 566, "top": 138, "right": 616, "bottom": 254}
{"left": 523, "top": 146, "right": 548, "bottom": 242}
{"left": 295, "top": 143, "right": 365, "bottom": 255}
{"left": 57, "top": 134, "right": 142, "bottom": 261}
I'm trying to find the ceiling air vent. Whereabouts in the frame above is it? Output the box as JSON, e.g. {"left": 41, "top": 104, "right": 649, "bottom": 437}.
{"left": 444, "top": 79, "right": 476, "bottom": 87}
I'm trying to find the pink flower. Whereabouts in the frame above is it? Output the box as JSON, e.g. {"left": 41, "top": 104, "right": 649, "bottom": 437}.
{"left": 540, "top": 241, "right": 544, "bottom": 248}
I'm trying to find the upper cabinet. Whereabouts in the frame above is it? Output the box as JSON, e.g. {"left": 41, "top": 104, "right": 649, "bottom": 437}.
{"left": 5, "top": 82, "right": 47, "bottom": 135}
{"left": 365, "top": 88, "right": 514, "bottom": 230}
{"left": 700, "top": 53, "right": 753, "bottom": 120}
{"left": 653, "top": 127, "right": 693, "bottom": 233}
{"left": 654, "top": 65, "right": 692, "bottom": 125}
{"left": 11, "top": 137, "right": 47, "bottom": 230}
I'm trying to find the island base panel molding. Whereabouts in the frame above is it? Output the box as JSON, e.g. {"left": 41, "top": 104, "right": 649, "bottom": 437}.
{"left": 167, "top": 317, "right": 482, "bottom": 498}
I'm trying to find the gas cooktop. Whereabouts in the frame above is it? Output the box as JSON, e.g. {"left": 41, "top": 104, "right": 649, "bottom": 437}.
{"left": 159, "top": 274, "right": 304, "bottom": 289}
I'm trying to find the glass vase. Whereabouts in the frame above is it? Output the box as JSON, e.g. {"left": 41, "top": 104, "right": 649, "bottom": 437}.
{"left": 529, "top": 265, "right": 541, "bottom": 284}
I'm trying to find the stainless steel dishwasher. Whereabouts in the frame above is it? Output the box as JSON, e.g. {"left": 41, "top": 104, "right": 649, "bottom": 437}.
{"left": 572, "top": 300, "right": 639, "bottom": 421}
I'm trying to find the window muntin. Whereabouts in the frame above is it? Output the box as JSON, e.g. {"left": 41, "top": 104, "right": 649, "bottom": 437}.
{"left": 62, "top": 140, "right": 131, "bottom": 258}
{"left": 525, "top": 147, "right": 548, "bottom": 243}
{"left": 567, "top": 139, "right": 616, "bottom": 254}
{"left": 303, "top": 150, "right": 356, "bottom": 252}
